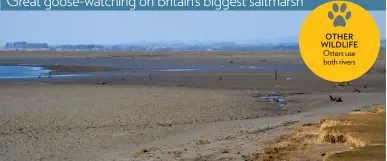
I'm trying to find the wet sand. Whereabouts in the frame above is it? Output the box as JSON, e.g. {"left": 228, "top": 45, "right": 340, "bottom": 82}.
{"left": 0, "top": 51, "right": 385, "bottom": 161}
{"left": 0, "top": 51, "right": 384, "bottom": 92}
{"left": 0, "top": 84, "right": 384, "bottom": 161}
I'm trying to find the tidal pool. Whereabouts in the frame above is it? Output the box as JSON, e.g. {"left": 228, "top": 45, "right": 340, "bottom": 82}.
{"left": 0, "top": 66, "right": 84, "bottom": 79}
{"left": 0, "top": 66, "right": 52, "bottom": 79}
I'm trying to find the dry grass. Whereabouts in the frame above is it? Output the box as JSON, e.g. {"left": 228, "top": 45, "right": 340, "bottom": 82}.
{"left": 318, "top": 105, "right": 386, "bottom": 147}
{"left": 318, "top": 124, "right": 385, "bottom": 147}
{"left": 324, "top": 145, "right": 385, "bottom": 161}
{"left": 258, "top": 105, "right": 386, "bottom": 161}
{"left": 319, "top": 105, "right": 386, "bottom": 130}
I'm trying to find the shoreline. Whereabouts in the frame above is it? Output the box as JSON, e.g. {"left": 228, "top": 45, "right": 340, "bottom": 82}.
{"left": 0, "top": 83, "right": 384, "bottom": 161}
{"left": 0, "top": 51, "right": 385, "bottom": 161}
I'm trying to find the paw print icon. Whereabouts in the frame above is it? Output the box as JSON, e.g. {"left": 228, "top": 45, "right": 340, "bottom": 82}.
{"left": 328, "top": 3, "right": 352, "bottom": 27}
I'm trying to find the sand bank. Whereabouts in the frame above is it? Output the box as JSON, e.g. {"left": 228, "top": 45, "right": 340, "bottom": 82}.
{"left": 0, "top": 84, "right": 384, "bottom": 161}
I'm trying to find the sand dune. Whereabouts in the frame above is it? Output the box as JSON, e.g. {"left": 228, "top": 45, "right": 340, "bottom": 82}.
{"left": 259, "top": 105, "right": 386, "bottom": 161}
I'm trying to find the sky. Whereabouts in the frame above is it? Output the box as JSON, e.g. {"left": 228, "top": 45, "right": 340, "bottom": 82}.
{"left": 0, "top": 11, "right": 385, "bottom": 45}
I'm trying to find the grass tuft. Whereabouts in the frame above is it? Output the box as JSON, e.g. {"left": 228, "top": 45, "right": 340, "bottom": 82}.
{"left": 258, "top": 105, "right": 386, "bottom": 161}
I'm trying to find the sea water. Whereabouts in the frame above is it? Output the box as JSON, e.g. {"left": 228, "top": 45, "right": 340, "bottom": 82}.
{"left": 0, "top": 66, "right": 51, "bottom": 79}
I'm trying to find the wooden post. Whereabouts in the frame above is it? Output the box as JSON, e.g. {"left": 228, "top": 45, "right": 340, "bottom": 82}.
{"left": 275, "top": 70, "right": 277, "bottom": 80}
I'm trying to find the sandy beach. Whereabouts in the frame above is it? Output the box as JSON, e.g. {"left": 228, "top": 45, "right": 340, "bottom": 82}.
{"left": 0, "top": 51, "right": 385, "bottom": 161}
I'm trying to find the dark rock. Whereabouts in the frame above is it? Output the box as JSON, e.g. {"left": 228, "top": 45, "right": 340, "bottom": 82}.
{"left": 96, "top": 81, "right": 108, "bottom": 85}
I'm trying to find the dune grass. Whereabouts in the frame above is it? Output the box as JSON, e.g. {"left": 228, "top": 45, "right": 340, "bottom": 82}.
{"left": 259, "top": 105, "right": 386, "bottom": 161}
{"left": 321, "top": 105, "right": 386, "bottom": 161}
{"left": 324, "top": 145, "right": 385, "bottom": 161}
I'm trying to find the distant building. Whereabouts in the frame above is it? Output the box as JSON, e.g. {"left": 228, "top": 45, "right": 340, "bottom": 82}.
{"left": 5, "top": 43, "right": 13, "bottom": 49}
{"left": 24, "top": 43, "right": 49, "bottom": 49}
{"left": 4, "top": 41, "right": 49, "bottom": 50}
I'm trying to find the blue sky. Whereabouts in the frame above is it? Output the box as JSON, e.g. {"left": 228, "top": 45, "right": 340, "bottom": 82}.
{"left": 0, "top": 11, "right": 385, "bottom": 45}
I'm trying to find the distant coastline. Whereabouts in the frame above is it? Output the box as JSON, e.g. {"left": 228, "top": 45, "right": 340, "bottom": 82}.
{"left": 3, "top": 40, "right": 386, "bottom": 52}
{"left": 2, "top": 41, "right": 299, "bottom": 52}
